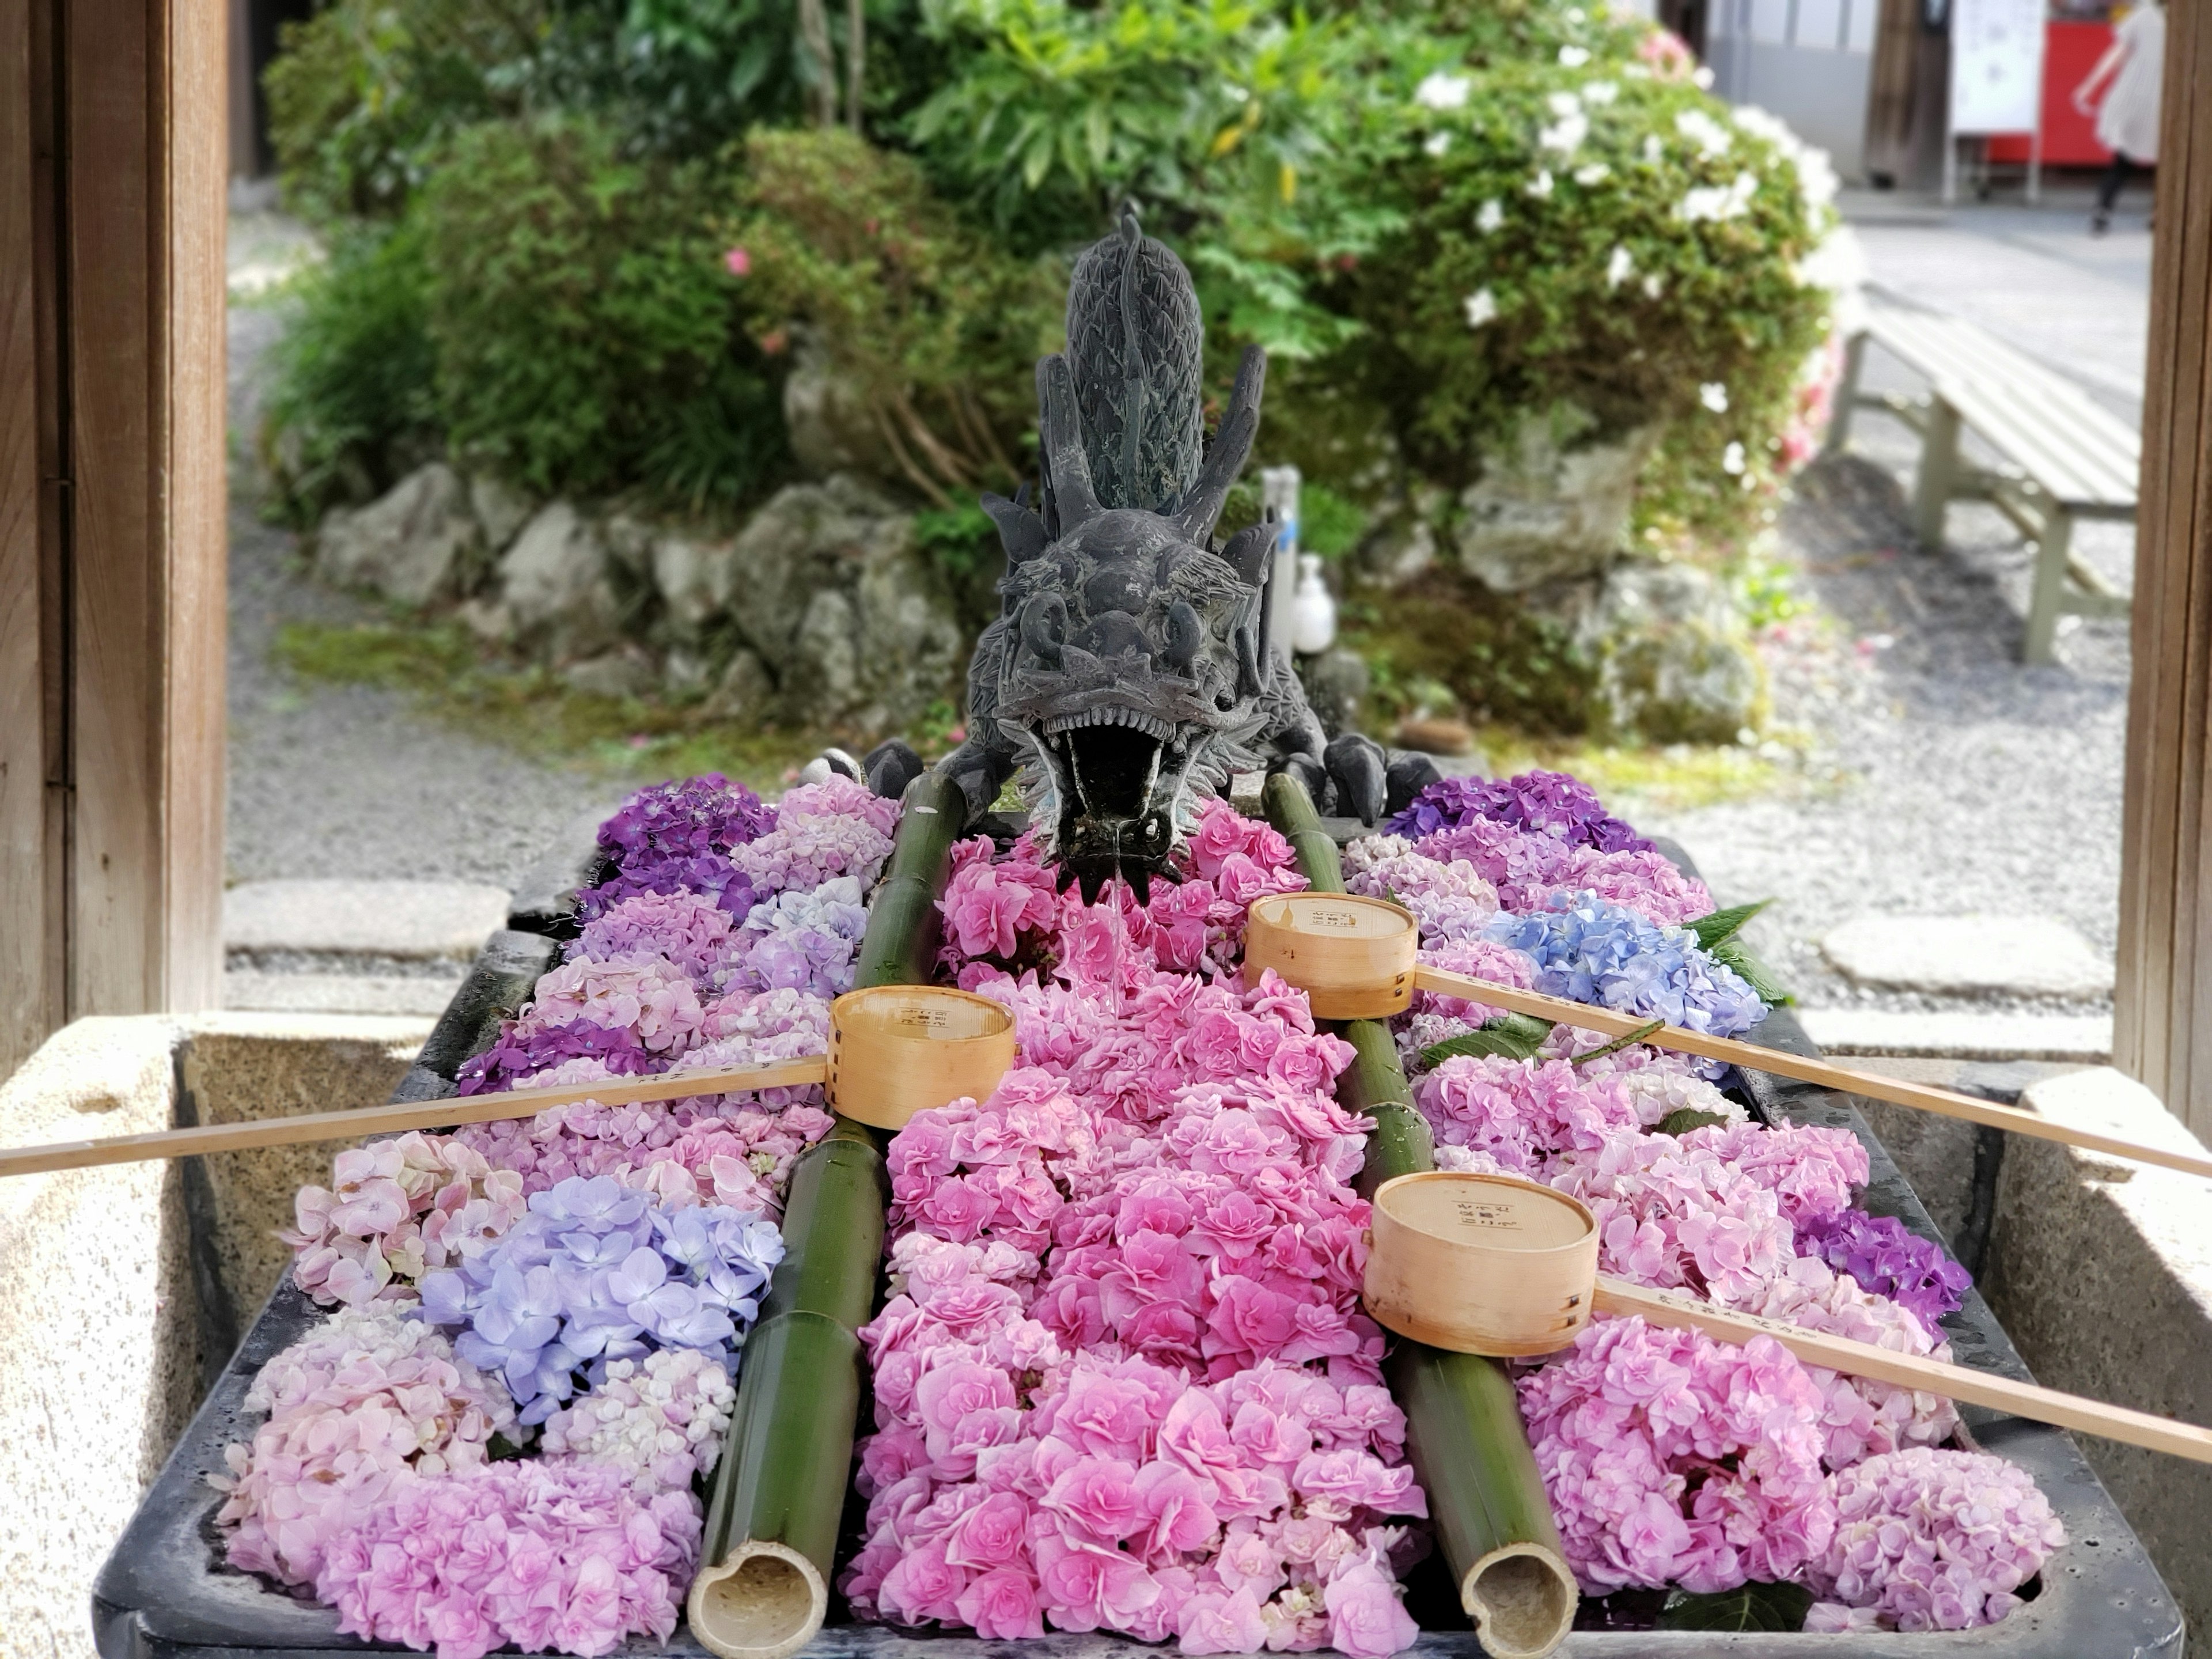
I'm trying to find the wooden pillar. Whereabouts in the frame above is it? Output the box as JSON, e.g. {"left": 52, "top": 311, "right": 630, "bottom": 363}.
{"left": 0, "top": 0, "right": 228, "bottom": 1079}
{"left": 2115, "top": 0, "right": 2212, "bottom": 1142}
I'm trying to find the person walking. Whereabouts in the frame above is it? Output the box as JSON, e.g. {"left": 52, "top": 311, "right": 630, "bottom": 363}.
{"left": 2074, "top": 0, "right": 2165, "bottom": 234}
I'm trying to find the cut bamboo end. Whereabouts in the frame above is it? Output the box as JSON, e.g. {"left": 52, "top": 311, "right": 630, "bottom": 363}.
{"left": 825, "top": 984, "right": 1017, "bottom": 1130}
{"left": 687, "top": 1540, "right": 826, "bottom": 1659}
{"left": 1461, "top": 1542, "right": 1578, "bottom": 1659}
{"left": 1244, "top": 892, "right": 1418, "bottom": 1019}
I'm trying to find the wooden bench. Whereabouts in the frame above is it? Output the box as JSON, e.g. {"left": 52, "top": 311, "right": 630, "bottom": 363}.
{"left": 1827, "top": 296, "right": 2137, "bottom": 664}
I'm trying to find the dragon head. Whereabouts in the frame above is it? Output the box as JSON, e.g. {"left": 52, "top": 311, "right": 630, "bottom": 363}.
{"left": 978, "top": 217, "right": 1279, "bottom": 905}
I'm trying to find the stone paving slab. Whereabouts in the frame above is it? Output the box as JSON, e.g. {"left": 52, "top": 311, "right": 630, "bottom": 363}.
{"left": 1797, "top": 1006, "right": 2112, "bottom": 1062}
{"left": 221, "top": 971, "right": 465, "bottom": 1018}
{"left": 222, "top": 878, "right": 512, "bottom": 959}
{"left": 1819, "top": 914, "right": 2114, "bottom": 998}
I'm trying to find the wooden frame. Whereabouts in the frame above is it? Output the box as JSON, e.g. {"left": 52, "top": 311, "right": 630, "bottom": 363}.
{"left": 2115, "top": 1, "right": 2212, "bottom": 1144}
{"left": 0, "top": 0, "right": 228, "bottom": 1078}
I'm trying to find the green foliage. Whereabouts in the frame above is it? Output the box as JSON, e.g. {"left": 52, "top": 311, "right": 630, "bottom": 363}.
{"left": 1347, "top": 574, "right": 1596, "bottom": 734}
{"left": 1419, "top": 1014, "right": 1554, "bottom": 1067}
{"left": 1688, "top": 899, "right": 1770, "bottom": 949}
{"left": 1568, "top": 1017, "right": 1664, "bottom": 1067}
{"left": 420, "top": 115, "right": 787, "bottom": 506}
{"left": 1657, "top": 1581, "right": 1813, "bottom": 1632}
{"left": 1653, "top": 1107, "right": 1730, "bottom": 1137}
{"left": 1298, "top": 481, "right": 1368, "bottom": 559}
{"left": 262, "top": 221, "right": 440, "bottom": 521}
{"left": 1327, "top": 49, "right": 1833, "bottom": 498}
{"left": 1709, "top": 933, "right": 1792, "bottom": 1005}
{"left": 734, "top": 128, "right": 1063, "bottom": 505}
{"left": 913, "top": 499, "right": 1006, "bottom": 629}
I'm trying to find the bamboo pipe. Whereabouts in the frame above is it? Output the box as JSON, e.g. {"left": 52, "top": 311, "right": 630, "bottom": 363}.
{"left": 1591, "top": 1277, "right": 2212, "bottom": 1464}
{"left": 688, "top": 767, "right": 967, "bottom": 1659}
{"left": 1414, "top": 966, "right": 2212, "bottom": 1182}
{"left": 0, "top": 1057, "right": 830, "bottom": 1180}
{"left": 1263, "top": 774, "right": 1579, "bottom": 1659}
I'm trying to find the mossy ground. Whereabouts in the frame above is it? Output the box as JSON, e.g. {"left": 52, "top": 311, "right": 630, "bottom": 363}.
{"left": 272, "top": 619, "right": 965, "bottom": 794}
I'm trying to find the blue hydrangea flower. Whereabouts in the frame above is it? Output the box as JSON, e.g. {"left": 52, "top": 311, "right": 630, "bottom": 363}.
{"left": 1484, "top": 892, "right": 1766, "bottom": 1038}
{"left": 415, "top": 1174, "right": 785, "bottom": 1423}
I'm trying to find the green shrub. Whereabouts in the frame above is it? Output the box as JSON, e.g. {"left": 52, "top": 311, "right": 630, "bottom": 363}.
{"left": 734, "top": 128, "right": 1062, "bottom": 505}
{"left": 420, "top": 115, "right": 788, "bottom": 507}
{"left": 1323, "top": 35, "right": 1835, "bottom": 523}
{"left": 262, "top": 219, "right": 440, "bottom": 521}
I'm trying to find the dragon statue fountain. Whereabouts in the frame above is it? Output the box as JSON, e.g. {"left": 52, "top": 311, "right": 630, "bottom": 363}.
{"left": 821, "top": 210, "right": 1440, "bottom": 903}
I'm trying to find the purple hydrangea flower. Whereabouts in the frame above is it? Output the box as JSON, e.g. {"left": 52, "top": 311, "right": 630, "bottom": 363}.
{"left": 580, "top": 853, "right": 760, "bottom": 924}
{"left": 598, "top": 774, "right": 774, "bottom": 870}
{"left": 1798, "top": 1209, "right": 1972, "bottom": 1331}
{"left": 455, "top": 1020, "right": 656, "bottom": 1096}
{"left": 1385, "top": 769, "right": 1652, "bottom": 853}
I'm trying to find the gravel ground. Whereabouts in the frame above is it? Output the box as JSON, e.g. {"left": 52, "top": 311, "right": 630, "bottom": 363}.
{"left": 222, "top": 213, "right": 632, "bottom": 892}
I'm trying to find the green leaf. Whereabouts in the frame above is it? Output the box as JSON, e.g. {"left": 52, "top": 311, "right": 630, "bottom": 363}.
{"left": 1709, "top": 934, "right": 1793, "bottom": 1005}
{"left": 1653, "top": 1107, "right": 1730, "bottom": 1137}
{"left": 1568, "top": 1017, "right": 1664, "bottom": 1068}
{"left": 1420, "top": 1013, "right": 1552, "bottom": 1067}
{"left": 1657, "top": 1581, "right": 1814, "bottom": 1632}
{"left": 1686, "top": 899, "right": 1771, "bottom": 950}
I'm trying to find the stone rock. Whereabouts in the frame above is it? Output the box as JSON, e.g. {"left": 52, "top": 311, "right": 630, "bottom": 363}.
{"left": 1296, "top": 648, "right": 1370, "bottom": 740}
{"left": 498, "top": 502, "right": 620, "bottom": 657}
{"left": 1452, "top": 412, "right": 1656, "bottom": 593}
{"left": 1577, "top": 561, "right": 1763, "bottom": 745}
{"left": 468, "top": 474, "right": 535, "bottom": 555}
{"left": 653, "top": 528, "right": 737, "bottom": 639}
{"left": 314, "top": 461, "right": 477, "bottom": 607}
{"left": 704, "top": 649, "right": 775, "bottom": 721}
{"left": 1820, "top": 915, "right": 2116, "bottom": 999}
{"left": 559, "top": 647, "right": 660, "bottom": 700}
{"left": 783, "top": 333, "right": 900, "bottom": 482}
{"left": 223, "top": 878, "right": 513, "bottom": 959}
{"left": 1796, "top": 1006, "right": 2114, "bottom": 1062}
{"left": 0, "top": 1014, "right": 198, "bottom": 1659}
{"left": 221, "top": 971, "right": 462, "bottom": 1018}
{"left": 700, "top": 475, "right": 964, "bottom": 739}
{"left": 457, "top": 596, "right": 514, "bottom": 643}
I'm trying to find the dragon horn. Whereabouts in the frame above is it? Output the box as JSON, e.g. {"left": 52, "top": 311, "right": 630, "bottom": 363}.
{"left": 1037, "top": 354, "right": 1103, "bottom": 529}
{"left": 1171, "top": 345, "right": 1266, "bottom": 545}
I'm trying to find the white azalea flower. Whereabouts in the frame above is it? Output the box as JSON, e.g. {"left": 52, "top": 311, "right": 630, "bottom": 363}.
{"left": 1693, "top": 65, "right": 1715, "bottom": 89}
{"left": 1605, "top": 245, "right": 1634, "bottom": 288}
{"left": 1559, "top": 44, "right": 1592, "bottom": 66}
{"left": 1574, "top": 162, "right": 1611, "bottom": 185}
{"left": 1643, "top": 134, "right": 1664, "bottom": 164}
{"left": 1677, "top": 171, "right": 1759, "bottom": 222}
{"left": 1425, "top": 131, "right": 1452, "bottom": 156}
{"left": 1416, "top": 72, "right": 1472, "bottom": 110}
{"left": 1547, "top": 90, "right": 1582, "bottom": 116}
{"left": 1642, "top": 272, "right": 1665, "bottom": 298}
{"left": 1700, "top": 381, "right": 1729, "bottom": 412}
{"left": 1476, "top": 198, "right": 1506, "bottom": 233}
{"left": 1539, "top": 112, "right": 1590, "bottom": 154}
{"left": 1675, "top": 109, "right": 1733, "bottom": 158}
{"left": 1464, "top": 289, "right": 1499, "bottom": 327}
{"left": 1582, "top": 79, "right": 1620, "bottom": 105}
{"left": 1722, "top": 441, "right": 1747, "bottom": 475}
{"left": 1527, "top": 168, "right": 1555, "bottom": 198}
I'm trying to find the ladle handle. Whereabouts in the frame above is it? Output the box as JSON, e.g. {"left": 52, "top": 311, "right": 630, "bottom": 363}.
{"left": 1412, "top": 968, "right": 2212, "bottom": 1182}
{"left": 1591, "top": 1277, "right": 2212, "bottom": 1464}
{"left": 0, "top": 1055, "right": 831, "bottom": 1180}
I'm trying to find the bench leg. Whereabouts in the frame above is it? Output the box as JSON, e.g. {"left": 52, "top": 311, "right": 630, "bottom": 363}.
{"left": 1912, "top": 398, "right": 1961, "bottom": 550}
{"left": 1824, "top": 332, "right": 1867, "bottom": 457}
{"left": 2022, "top": 509, "right": 2072, "bottom": 665}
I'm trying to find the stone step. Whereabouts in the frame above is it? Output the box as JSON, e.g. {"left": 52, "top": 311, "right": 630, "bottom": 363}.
{"left": 222, "top": 971, "right": 464, "bottom": 1019}
{"left": 222, "top": 879, "right": 512, "bottom": 960}
{"left": 1819, "top": 914, "right": 2114, "bottom": 999}
{"left": 1797, "top": 1006, "right": 2113, "bottom": 1063}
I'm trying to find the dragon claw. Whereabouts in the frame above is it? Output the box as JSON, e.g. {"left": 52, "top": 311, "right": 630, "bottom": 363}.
{"left": 862, "top": 739, "right": 924, "bottom": 801}
{"left": 1385, "top": 750, "right": 1443, "bottom": 817}
{"left": 1325, "top": 733, "right": 1387, "bottom": 827}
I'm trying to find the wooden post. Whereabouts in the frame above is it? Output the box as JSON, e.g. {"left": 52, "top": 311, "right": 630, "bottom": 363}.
{"left": 2115, "top": 0, "right": 2212, "bottom": 1142}
{"left": 0, "top": 0, "right": 228, "bottom": 1080}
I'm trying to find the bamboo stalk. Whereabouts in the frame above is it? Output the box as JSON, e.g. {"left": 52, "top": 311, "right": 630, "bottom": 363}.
{"left": 1414, "top": 967, "right": 2212, "bottom": 1182}
{"left": 1592, "top": 1277, "right": 2212, "bottom": 1465}
{"left": 1263, "top": 774, "right": 1578, "bottom": 1659}
{"left": 0, "top": 1056, "right": 830, "bottom": 1179}
{"left": 689, "top": 769, "right": 967, "bottom": 1659}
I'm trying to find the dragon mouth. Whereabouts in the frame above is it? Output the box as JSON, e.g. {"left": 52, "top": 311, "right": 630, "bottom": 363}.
{"left": 1036, "top": 715, "right": 1185, "bottom": 905}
